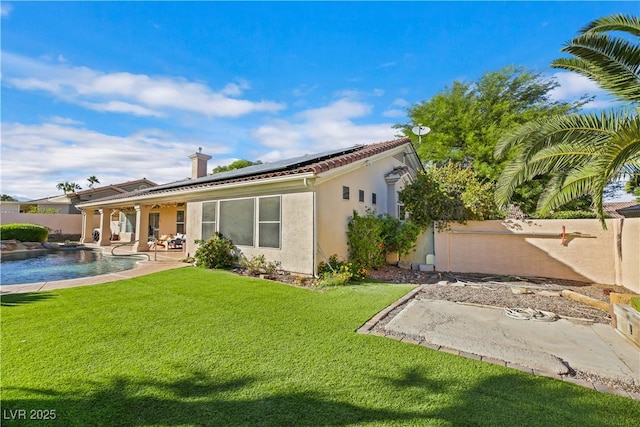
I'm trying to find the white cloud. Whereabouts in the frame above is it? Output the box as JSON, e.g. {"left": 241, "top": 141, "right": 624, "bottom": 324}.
{"left": 382, "top": 109, "right": 406, "bottom": 118}
{"left": 392, "top": 98, "right": 409, "bottom": 107}
{"left": 0, "top": 3, "right": 12, "bottom": 17}
{"left": 2, "top": 52, "right": 286, "bottom": 118}
{"left": 251, "top": 98, "right": 397, "bottom": 161}
{"left": 549, "top": 71, "right": 613, "bottom": 109}
{"left": 49, "top": 116, "right": 84, "bottom": 125}
{"left": 0, "top": 120, "right": 230, "bottom": 199}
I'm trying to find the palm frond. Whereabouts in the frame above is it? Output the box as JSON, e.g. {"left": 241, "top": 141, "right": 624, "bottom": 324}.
{"left": 580, "top": 14, "right": 640, "bottom": 37}
{"left": 536, "top": 167, "right": 600, "bottom": 216}
{"left": 553, "top": 34, "right": 640, "bottom": 103}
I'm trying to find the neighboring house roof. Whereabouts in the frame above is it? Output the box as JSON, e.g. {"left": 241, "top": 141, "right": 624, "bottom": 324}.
{"left": 77, "top": 137, "right": 420, "bottom": 207}
{"left": 603, "top": 201, "right": 640, "bottom": 218}
{"left": 29, "top": 179, "right": 158, "bottom": 203}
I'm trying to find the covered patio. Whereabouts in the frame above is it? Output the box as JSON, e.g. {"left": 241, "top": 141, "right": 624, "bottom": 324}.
{"left": 79, "top": 200, "right": 187, "bottom": 253}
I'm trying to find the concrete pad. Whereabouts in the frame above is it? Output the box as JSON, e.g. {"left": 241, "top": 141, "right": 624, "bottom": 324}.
{"left": 384, "top": 298, "right": 639, "bottom": 384}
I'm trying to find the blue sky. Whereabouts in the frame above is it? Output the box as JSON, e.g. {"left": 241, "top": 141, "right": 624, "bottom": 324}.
{"left": 1, "top": 1, "right": 637, "bottom": 200}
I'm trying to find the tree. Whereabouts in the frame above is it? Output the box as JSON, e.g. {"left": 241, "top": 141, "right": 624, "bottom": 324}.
{"left": 87, "top": 176, "right": 100, "bottom": 189}
{"left": 397, "top": 66, "right": 583, "bottom": 181}
{"left": 395, "top": 66, "right": 585, "bottom": 215}
{"left": 56, "top": 182, "right": 82, "bottom": 194}
{"left": 1, "top": 194, "right": 17, "bottom": 201}
{"left": 399, "top": 162, "right": 499, "bottom": 231}
{"left": 212, "top": 159, "right": 262, "bottom": 174}
{"left": 495, "top": 14, "right": 640, "bottom": 224}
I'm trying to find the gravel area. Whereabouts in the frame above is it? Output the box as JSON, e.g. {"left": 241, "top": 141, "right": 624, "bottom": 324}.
{"left": 367, "top": 266, "right": 640, "bottom": 395}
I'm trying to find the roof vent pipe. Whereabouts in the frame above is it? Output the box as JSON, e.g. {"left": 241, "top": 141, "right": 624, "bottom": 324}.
{"left": 188, "top": 151, "right": 212, "bottom": 179}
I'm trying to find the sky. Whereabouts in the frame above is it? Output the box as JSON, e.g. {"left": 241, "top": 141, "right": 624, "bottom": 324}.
{"left": 1, "top": 1, "right": 638, "bottom": 200}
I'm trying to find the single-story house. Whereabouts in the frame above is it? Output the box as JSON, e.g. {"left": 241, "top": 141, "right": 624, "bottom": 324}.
{"left": 76, "top": 137, "right": 433, "bottom": 275}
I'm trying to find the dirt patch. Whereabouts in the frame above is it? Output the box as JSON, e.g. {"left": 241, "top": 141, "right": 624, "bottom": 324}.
{"left": 368, "top": 266, "right": 629, "bottom": 324}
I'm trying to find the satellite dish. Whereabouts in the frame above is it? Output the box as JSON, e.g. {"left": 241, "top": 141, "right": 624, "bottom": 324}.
{"left": 411, "top": 126, "right": 431, "bottom": 136}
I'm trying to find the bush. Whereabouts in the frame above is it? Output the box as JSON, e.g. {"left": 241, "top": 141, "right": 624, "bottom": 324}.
{"left": 0, "top": 223, "right": 49, "bottom": 242}
{"left": 239, "top": 254, "right": 282, "bottom": 276}
{"left": 543, "top": 210, "right": 598, "bottom": 219}
{"left": 194, "top": 233, "right": 240, "bottom": 269}
{"left": 346, "top": 210, "right": 385, "bottom": 271}
{"left": 378, "top": 214, "right": 421, "bottom": 262}
{"left": 318, "top": 254, "right": 368, "bottom": 286}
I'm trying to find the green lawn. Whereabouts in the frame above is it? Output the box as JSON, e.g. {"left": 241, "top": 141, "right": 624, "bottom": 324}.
{"left": 1, "top": 268, "right": 638, "bottom": 426}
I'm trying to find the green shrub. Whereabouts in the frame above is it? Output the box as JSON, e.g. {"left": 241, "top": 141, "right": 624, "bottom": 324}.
{"left": 346, "top": 210, "right": 385, "bottom": 271}
{"left": 543, "top": 210, "right": 598, "bottom": 219}
{"left": 378, "top": 214, "right": 421, "bottom": 262}
{"left": 0, "top": 223, "right": 49, "bottom": 242}
{"left": 318, "top": 254, "right": 367, "bottom": 285}
{"left": 239, "top": 254, "right": 281, "bottom": 276}
{"left": 194, "top": 232, "right": 240, "bottom": 269}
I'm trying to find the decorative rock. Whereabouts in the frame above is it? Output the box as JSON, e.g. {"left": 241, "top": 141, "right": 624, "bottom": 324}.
{"left": 398, "top": 261, "right": 412, "bottom": 270}
{"left": 437, "top": 280, "right": 450, "bottom": 286}
{"left": 538, "top": 290, "right": 563, "bottom": 298}
{"left": 511, "top": 287, "right": 534, "bottom": 295}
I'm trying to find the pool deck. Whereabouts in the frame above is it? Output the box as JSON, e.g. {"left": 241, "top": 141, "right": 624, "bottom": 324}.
{"left": 0, "top": 245, "right": 189, "bottom": 294}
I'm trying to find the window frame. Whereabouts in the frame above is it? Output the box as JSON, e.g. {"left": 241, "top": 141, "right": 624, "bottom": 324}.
{"left": 258, "top": 196, "right": 281, "bottom": 249}
{"left": 342, "top": 186, "right": 350, "bottom": 200}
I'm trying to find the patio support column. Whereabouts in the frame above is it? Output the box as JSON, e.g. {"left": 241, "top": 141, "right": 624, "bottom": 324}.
{"left": 132, "top": 204, "right": 150, "bottom": 252}
{"left": 80, "top": 209, "right": 95, "bottom": 244}
{"left": 97, "top": 208, "right": 112, "bottom": 246}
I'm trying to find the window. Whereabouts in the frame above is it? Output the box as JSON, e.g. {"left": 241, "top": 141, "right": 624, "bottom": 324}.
{"left": 176, "top": 210, "right": 185, "bottom": 234}
{"left": 342, "top": 186, "right": 350, "bottom": 200}
{"left": 259, "top": 196, "right": 281, "bottom": 248}
{"left": 219, "top": 199, "right": 255, "bottom": 246}
{"left": 201, "top": 202, "right": 217, "bottom": 239}
{"left": 149, "top": 212, "right": 160, "bottom": 238}
{"left": 372, "top": 193, "right": 377, "bottom": 205}
{"left": 358, "top": 190, "right": 365, "bottom": 203}
{"left": 398, "top": 204, "right": 406, "bottom": 220}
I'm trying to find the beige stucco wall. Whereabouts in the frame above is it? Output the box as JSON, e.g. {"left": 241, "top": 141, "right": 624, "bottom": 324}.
{"left": 0, "top": 213, "right": 85, "bottom": 235}
{"left": 315, "top": 152, "right": 424, "bottom": 263}
{"left": 620, "top": 219, "right": 640, "bottom": 293}
{"left": 186, "top": 192, "right": 315, "bottom": 275}
{"left": 148, "top": 205, "right": 185, "bottom": 237}
{"left": 434, "top": 219, "right": 639, "bottom": 292}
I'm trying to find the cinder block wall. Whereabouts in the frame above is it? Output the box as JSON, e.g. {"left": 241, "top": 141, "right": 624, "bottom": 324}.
{"left": 434, "top": 218, "right": 639, "bottom": 293}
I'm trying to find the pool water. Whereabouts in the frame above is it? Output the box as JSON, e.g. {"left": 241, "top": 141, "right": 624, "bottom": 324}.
{"left": 0, "top": 249, "right": 144, "bottom": 285}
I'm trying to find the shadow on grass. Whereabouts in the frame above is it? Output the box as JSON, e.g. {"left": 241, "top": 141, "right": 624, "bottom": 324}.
{"left": 3, "top": 367, "right": 638, "bottom": 426}
{"left": 2, "top": 369, "right": 430, "bottom": 426}
{"left": 0, "top": 292, "right": 57, "bottom": 307}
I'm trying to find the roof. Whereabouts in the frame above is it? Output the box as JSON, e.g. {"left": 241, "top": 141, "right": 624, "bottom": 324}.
{"left": 77, "top": 137, "right": 417, "bottom": 207}
{"left": 29, "top": 178, "right": 158, "bottom": 203}
{"left": 603, "top": 201, "right": 640, "bottom": 218}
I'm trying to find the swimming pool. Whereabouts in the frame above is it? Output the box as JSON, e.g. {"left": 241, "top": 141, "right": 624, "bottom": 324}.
{"left": 0, "top": 249, "right": 144, "bottom": 285}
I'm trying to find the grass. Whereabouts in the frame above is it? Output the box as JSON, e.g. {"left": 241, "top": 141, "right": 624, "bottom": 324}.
{"left": 1, "top": 267, "right": 638, "bottom": 426}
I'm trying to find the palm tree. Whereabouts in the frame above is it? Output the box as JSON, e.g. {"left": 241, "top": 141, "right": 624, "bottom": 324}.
{"left": 56, "top": 181, "right": 82, "bottom": 194}
{"left": 495, "top": 14, "right": 640, "bottom": 225}
{"left": 87, "top": 176, "right": 100, "bottom": 189}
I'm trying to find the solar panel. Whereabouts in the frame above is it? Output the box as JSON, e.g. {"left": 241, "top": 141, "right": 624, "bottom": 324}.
{"left": 149, "top": 145, "right": 363, "bottom": 192}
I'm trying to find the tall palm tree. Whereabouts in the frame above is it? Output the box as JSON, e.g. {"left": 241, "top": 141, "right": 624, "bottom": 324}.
{"left": 56, "top": 181, "right": 82, "bottom": 194}
{"left": 495, "top": 14, "right": 640, "bottom": 225}
{"left": 87, "top": 176, "right": 100, "bottom": 189}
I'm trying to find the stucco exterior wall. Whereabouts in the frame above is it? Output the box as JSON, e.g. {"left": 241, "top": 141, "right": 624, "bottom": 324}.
{"left": 315, "top": 153, "right": 410, "bottom": 262}
{"left": 0, "top": 213, "right": 85, "bottom": 235}
{"left": 434, "top": 219, "right": 639, "bottom": 292}
{"left": 186, "top": 192, "right": 315, "bottom": 275}
{"left": 620, "top": 219, "right": 640, "bottom": 293}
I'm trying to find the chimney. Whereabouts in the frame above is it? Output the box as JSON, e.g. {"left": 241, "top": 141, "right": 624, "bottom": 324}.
{"left": 188, "top": 148, "right": 212, "bottom": 179}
